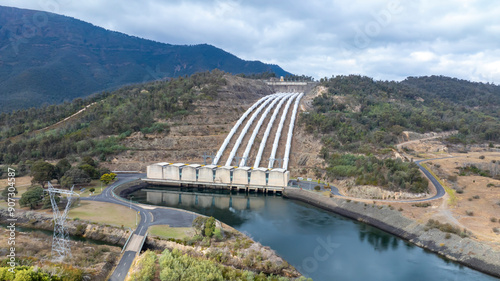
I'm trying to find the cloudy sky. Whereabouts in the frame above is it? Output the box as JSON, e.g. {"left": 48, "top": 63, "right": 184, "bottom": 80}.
{"left": 3, "top": 0, "right": 500, "bottom": 83}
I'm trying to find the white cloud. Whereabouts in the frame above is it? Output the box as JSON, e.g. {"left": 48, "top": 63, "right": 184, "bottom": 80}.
{"left": 1, "top": 0, "right": 500, "bottom": 83}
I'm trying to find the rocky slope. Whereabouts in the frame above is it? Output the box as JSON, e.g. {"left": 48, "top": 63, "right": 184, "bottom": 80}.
{"left": 283, "top": 188, "right": 500, "bottom": 278}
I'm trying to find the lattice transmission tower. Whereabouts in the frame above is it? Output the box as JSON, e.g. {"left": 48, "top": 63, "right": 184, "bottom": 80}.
{"left": 48, "top": 182, "right": 79, "bottom": 262}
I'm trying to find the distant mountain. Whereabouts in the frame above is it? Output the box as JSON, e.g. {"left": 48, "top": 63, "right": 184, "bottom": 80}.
{"left": 0, "top": 6, "right": 290, "bottom": 112}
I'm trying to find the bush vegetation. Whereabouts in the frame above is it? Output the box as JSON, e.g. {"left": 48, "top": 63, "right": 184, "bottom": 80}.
{"left": 425, "top": 219, "right": 469, "bottom": 238}
{"left": 300, "top": 75, "right": 500, "bottom": 193}
{"left": 133, "top": 249, "right": 312, "bottom": 281}
{"left": 130, "top": 250, "right": 157, "bottom": 281}
{"left": 324, "top": 153, "right": 428, "bottom": 193}
{"left": 0, "top": 71, "right": 227, "bottom": 164}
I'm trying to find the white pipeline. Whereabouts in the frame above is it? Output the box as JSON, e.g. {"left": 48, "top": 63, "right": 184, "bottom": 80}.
{"left": 212, "top": 95, "right": 272, "bottom": 165}
{"left": 253, "top": 93, "right": 292, "bottom": 168}
{"left": 225, "top": 94, "right": 281, "bottom": 167}
{"left": 268, "top": 92, "right": 300, "bottom": 169}
{"left": 282, "top": 93, "right": 304, "bottom": 170}
{"left": 239, "top": 93, "right": 288, "bottom": 167}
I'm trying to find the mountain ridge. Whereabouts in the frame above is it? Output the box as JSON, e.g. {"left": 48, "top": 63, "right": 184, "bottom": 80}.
{"left": 0, "top": 5, "right": 290, "bottom": 112}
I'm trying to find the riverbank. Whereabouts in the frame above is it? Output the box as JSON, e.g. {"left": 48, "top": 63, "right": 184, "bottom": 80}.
{"left": 283, "top": 188, "right": 500, "bottom": 278}
{"left": 0, "top": 194, "right": 302, "bottom": 279}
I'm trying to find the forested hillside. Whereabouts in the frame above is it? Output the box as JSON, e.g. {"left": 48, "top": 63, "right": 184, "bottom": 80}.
{"left": 402, "top": 75, "right": 500, "bottom": 110}
{"left": 0, "top": 6, "right": 289, "bottom": 112}
{"left": 0, "top": 70, "right": 227, "bottom": 164}
{"left": 301, "top": 75, "right": 499, "bottom": 193}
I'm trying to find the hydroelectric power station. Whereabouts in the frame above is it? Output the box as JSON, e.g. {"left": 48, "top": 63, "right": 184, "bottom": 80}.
{"left": 144, "top": 84, "right": 311, "bottom": 193}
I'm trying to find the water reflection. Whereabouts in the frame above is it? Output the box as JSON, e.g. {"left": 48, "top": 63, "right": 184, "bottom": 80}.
{"left": 128, "top": 186, "right": 499, "bottom": 281}
{"left": 358, "top": 224, "right": 398, "bottom": 252}
{"left": 143, "top": 188, "right": 266, "bottom": 211}
{"left": 130, "top": 187, "right": 273, "bottom": 227}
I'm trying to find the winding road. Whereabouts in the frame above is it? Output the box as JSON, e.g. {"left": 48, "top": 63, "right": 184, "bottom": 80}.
{"left": 79, "top": 157, "right": 450, "bottom": 280}
{"left": 80, "top": 174, "right": 197, "bottom": 281}
{"left": 290, "top": 158, "right": 450, "bottom": 203}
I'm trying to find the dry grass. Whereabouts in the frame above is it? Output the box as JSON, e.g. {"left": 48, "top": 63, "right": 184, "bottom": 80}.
{"left": 68, "top": 201, "right": 138, "bottom": 228}
{"left": 0, "top": 175, "right": 32, "bottom": 196}
{"left": 399, "top": 150, "right": 500, "bottom": 247}
{"left": 149, "top": 225, "right": 194, "bottom": 239}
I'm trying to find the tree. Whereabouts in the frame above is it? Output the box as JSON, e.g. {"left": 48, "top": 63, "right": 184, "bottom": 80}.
{"left": 19, "top": 187, "right": 44, "bottom": 209}
{"left": 55, "top": 158, "right": 72, "bottom": 181}
{"left": 89, "top": 188, "right": 95, "bottom": 193}
{"left": 61, "top": 168, "right": 91, "bottom": 188}
{"left": 42, "top": 194, "right": 60, "bottom": 209}
{"left": 192, "top": 216, "right": 207, "bottom": 236}
{"left": 30, "top": 160, "right": 56, "bottom": 188}
{"left": 81, "top": 156, "right": 97, "bottom": 167}
{"left": 100, "top": 173, "right": 112, "bottom": 185}
{"left": 100, "top": 173, "right": 117, "bottom": 185}
{"left": 204, "top": 217, "right": 216, "bottom": 238}
{"left": 78, "top": 164, "right": 99, "bottom": 179}
{"left": 1, "top": 186, "right": 17, "bottom": 202}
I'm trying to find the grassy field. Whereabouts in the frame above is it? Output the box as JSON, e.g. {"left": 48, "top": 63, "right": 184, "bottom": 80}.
{"left": 149, "top": 225, "right": 194, "bottom": 239}
{"left": 68, "top": 201, "right": 138, "bottom": 228}
{"left": 77, "top": 180, "right": 106, "bottom": 197}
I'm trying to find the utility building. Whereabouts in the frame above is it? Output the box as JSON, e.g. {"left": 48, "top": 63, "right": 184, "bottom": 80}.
{"left": 268, "top": 168, "right": 290, "bottom": 187}
{"left": 250, "top": 167, "right": 268, "bottom": 186}
{"left": 198, "top": 165, "right": 216, "bottom": 183}
{"left": 182, "top": 164, "right": 201, "bottom": 182}
{"left": 233, "top": 167, "right": 251, "bottom": 185}
{"left": 164, "top": 163, "right": 185, "bottom": 181}
{"left": 215, "top": 166, "right": 233, "bottom": 184}
{"left": 147, "top": 162, "right": 169, "bottom": 179}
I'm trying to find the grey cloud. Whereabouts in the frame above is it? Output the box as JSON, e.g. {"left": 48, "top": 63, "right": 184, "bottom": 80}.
{"left": 1, "top": 0, "right": 499, "bottom": 83}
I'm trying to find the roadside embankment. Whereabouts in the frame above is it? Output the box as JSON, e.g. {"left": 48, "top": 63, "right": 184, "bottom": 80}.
{"left": 283, "top": 188, "right": 500, "bottom": 278}
{"left": 0, "top": 209, "right": 131, "bottom": 246}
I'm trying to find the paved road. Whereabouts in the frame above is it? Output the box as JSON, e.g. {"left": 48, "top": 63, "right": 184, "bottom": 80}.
{"left": 80, "top": 173, "right": 196, "bottom": 281}
{"left": 413, "top": 159, "right": 447, "bottom": 201}
{"left": 288, "top": 157, "right": 450, "bottom": 203}
{"left": 85, "top": 157, "right": 449, "bottom": 280}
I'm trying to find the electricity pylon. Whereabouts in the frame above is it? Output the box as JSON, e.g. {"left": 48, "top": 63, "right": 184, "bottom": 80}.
{"left": 48, "top": 182, "right": 79, "bottom": 262}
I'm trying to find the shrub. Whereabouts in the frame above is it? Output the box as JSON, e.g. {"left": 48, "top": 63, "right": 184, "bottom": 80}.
{"left": 491, "top": 217, "right": 497, "bottom": 223}
{"left": 412, "top": 202, "right": 431, "bottom": 208}
{"left": 314, "top": 185, "right": 321, "bottom": 191}
{"left": 479, "top": 155, "right": 485, "bottom": 159}
{"left": 214, "top": 228, "right": 223, "bottom": 241}
{"left": 472, "top": 195, "right": 480, "bottom": 199}
{"left": 75, "top": 224, "right": 86, "bottom": 235}
{"left": 447, "top": 175, "right": 458, "bottom": 182}
{"left": 204, "top": 217, "right": 216, "bottom": 238}
{"left": 425, "top": 219, "right": 468, "bottom": 238}
{"left": 493, "top": 228, "right": 500, "bottom": 234}
{"left": 445, "top": 233, "right": 451, "bottom": 239}
{"left": 456, "top": 189, "right": 464, "bottom": 194}
{"left": 130, "top": 250, "right": 156, "bottom": 281}
{"left": 466, "top": 210, "right": 474, "bottom": 216}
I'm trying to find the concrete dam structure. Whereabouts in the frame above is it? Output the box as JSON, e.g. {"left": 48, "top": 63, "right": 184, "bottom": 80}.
{"left": 145, "top": 91, "right": 304, "bottom": 193}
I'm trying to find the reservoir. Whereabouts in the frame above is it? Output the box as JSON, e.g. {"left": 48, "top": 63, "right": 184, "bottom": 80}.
{"left": 128, "top": 186, "right": 499, "bottom": 281}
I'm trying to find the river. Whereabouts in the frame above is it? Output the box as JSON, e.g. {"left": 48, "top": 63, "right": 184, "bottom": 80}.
{"left": 128, "top": 186, "right": 498, "bottom": 281}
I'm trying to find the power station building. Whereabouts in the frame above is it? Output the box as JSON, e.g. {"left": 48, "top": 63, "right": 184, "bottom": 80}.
{"left": 145, "top": 162, "right": 289, "bottom": 191}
